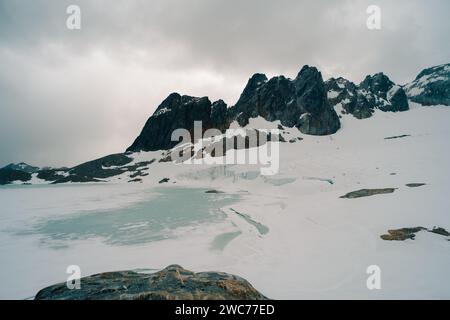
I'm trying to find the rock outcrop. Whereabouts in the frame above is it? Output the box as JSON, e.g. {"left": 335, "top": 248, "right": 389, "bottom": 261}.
{"left": 325, "top": 72, "right": 409, "bottom": 119}
{"left": 0, "top": 167, "right": 32, "bottom": 185}
{"left": 381, "top": 226, "right": 450, "bottom": 241}
{"left": 2, "top": 63, "right": 447, "bottom": 185}
{"left": 231, "top": 65, "right": 340, "bottom": 135}
{"left": 340, "top": 188, "right": 396, "bottom": 199}
{"left": 404, "top": 63, "right": 450, "bottom": 106}
{"left": 127, "top": 93, "right": 230, "bottom": 152}
{"left": 35, "top": 265, "right": 268, "bottom": 300}
{"left": 127, "top": 65, "right": 341, "bottom": 153}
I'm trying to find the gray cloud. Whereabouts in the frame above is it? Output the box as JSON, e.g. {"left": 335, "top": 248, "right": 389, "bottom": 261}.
{"left": 0, "top": 0, "right": 449, "bottom": 167}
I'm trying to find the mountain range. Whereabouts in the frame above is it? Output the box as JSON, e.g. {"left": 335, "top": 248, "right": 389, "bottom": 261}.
{"left": 1, "top": 62, "right": 449, "bottom": 185}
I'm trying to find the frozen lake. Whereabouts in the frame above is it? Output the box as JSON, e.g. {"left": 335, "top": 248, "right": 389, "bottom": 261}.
{"left": 0, "top": 184, "right": 240, "bottom": 299}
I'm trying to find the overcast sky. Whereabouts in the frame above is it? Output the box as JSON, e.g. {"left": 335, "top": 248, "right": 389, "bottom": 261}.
{"left": 0, "top": 0, "right": 449, "bottom": 168}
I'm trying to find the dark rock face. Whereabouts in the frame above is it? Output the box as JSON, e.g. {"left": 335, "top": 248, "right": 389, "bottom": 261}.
{"left": 385, "top": 85, "right": 409, "bottom": 112}
{"left": 127, "top": 93, "right": 229, "bottom": 152}
{"left": 0, "top": 168, "right": 32, "bottom": 185}
{"left": 360, "top": 73, "right": 395, "bottom": 99}
{"left": 232, "top": 66, "right": 340, "bottom": 135}
{"left": 325, "top": 72, "right": 409, "bottom": 119}
{"left": 404, "top": 63, "right": 450, "bottom": 106}
{"left": 35, "top": 265, "right": 268, "bottom": 300}
{"left": 127, "top": 66, "right": 341, "bottom": 153}
{"left": 325, "top": 77, "right": 374, "bottom": 119}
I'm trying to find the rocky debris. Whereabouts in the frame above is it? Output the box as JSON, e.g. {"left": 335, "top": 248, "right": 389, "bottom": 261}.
{"left": 381, "top": 226, "right": 450, "bottom": 241}
{"left": 340, "top": 188, "right": 396, "bottom": 199}
{"left": 129, "top": 171, "right": 149, "bottom": 179}
{"left": 34, "top": 265, "right": 268, "bottom": 300}
{"left": 303, "top": 176, "right": 334, "bottom": 185}
{"left": 429, "top": 227, "right": 450, "bottom": 237}
{"left": 0, "top": 168, "right": 32, "bottom": 185}
{"left": 128, "top": 178, "right": 143, "bottom": 183}
{"left": 381, "top": 227, "right": 426, "bottom": 241}
{"left": 159, "top": 153, "right": 173, "bottom": 163}
{"left": 384, "top": 134, "right": 411, "bottom": 140}
{"left": 406, "top": 183, "right": 426, "bottom": 188}
{"left": 205, "top": 190, "right": 224, "bottom": 194}
{"left": 159, "top": 178, "right": 170, "bottom": 184}
{"left": 404, "top": 63, "right": 450, "bottom": 106}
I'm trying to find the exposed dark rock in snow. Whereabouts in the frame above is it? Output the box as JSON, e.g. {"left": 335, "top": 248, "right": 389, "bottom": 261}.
{"left": 380, "top": 227, "right": 426, "bottom": 241}
{"left": 405, "top": 183, "right": 426, "bottom": 188}
{"left": 384, "top": 134, "right": 411, "bottom": 140}
{"left": 35, "top": 265, "right": 268, "bottom": 300}
{"left": 404, "top": 63, "right": 450, "bottom": 106}
{"left": 205, "top": 189, "right": 224, "bottom": 194}
{"left": 52, "top": 153, "right": 133, "bottom": 184}
{"left": 340, "top": 188, "right": 396, "bottom": 199}
{"left": 4, "top": 63, "right": 448, "bottom": 186}
{"left": 429, "top": 227, "right": 450, "bottom": 237}
{"left": 159, "top": 178, "right": 170, "bottom": 184}
{"left": 0, "top": 168, "right": 32, "bottom": 185}
{"left": 37, "top": 168, "right": 70, "bottom": 182}
{"left": 381, "top": 226, "right": 450, "bottom": 241}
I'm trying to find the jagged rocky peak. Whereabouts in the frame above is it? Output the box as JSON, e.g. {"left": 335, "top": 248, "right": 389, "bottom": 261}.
{"left": 244, "top": 73, "right": 268, "bottom": 94}
{"left": 404, "top": 63, "right": 450, "bottom": 106}
{"left": 127, "top": 65, "right": 342, "bottom": 153}
{"left": 325, "top": 71, "right": 409, "bottom": 119}
{"left": 360, "top": 72, "right": 395, "bottom": 99}
{"left": 359, "top": 72, "right": 409, "bottom": 112}
{"left": 324, "top": 77, "right": 373, "bottom": 119}
{"left": 127, "top": 92, "right": 229, "bottom": 152}
{"left": 232, "top": 65, "right": 340, "bottom": 135}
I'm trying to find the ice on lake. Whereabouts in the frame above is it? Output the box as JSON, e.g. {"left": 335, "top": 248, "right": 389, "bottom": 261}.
{"left": 0, "top": 184, "right": 240, "bottom": 299}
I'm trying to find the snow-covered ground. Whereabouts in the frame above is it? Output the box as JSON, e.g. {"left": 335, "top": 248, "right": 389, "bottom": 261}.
{"left": 1, "top": 103, "right": 449, "bottom": 299}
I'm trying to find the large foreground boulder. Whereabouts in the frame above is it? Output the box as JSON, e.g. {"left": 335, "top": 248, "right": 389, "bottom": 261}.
{"left": 35, "top": 265, "right": 268, "bottom": 300}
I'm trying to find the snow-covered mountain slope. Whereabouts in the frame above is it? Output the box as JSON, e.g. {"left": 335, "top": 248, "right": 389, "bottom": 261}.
{"left": 2, "top": 63, "right": 449, "bottom": 186}
{"left": 404, "top": 63, "right": 450, "bottom": 106}
{"left": 1, "top": 103, "right": 449, "bottom": 299}
{"left": 1, "top": 162, "right": 40, "bottom": 173}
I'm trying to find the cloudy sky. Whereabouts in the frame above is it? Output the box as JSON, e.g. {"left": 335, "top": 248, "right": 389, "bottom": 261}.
{"left": 0, "top": 0, "right": 449, "bottom": 168}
